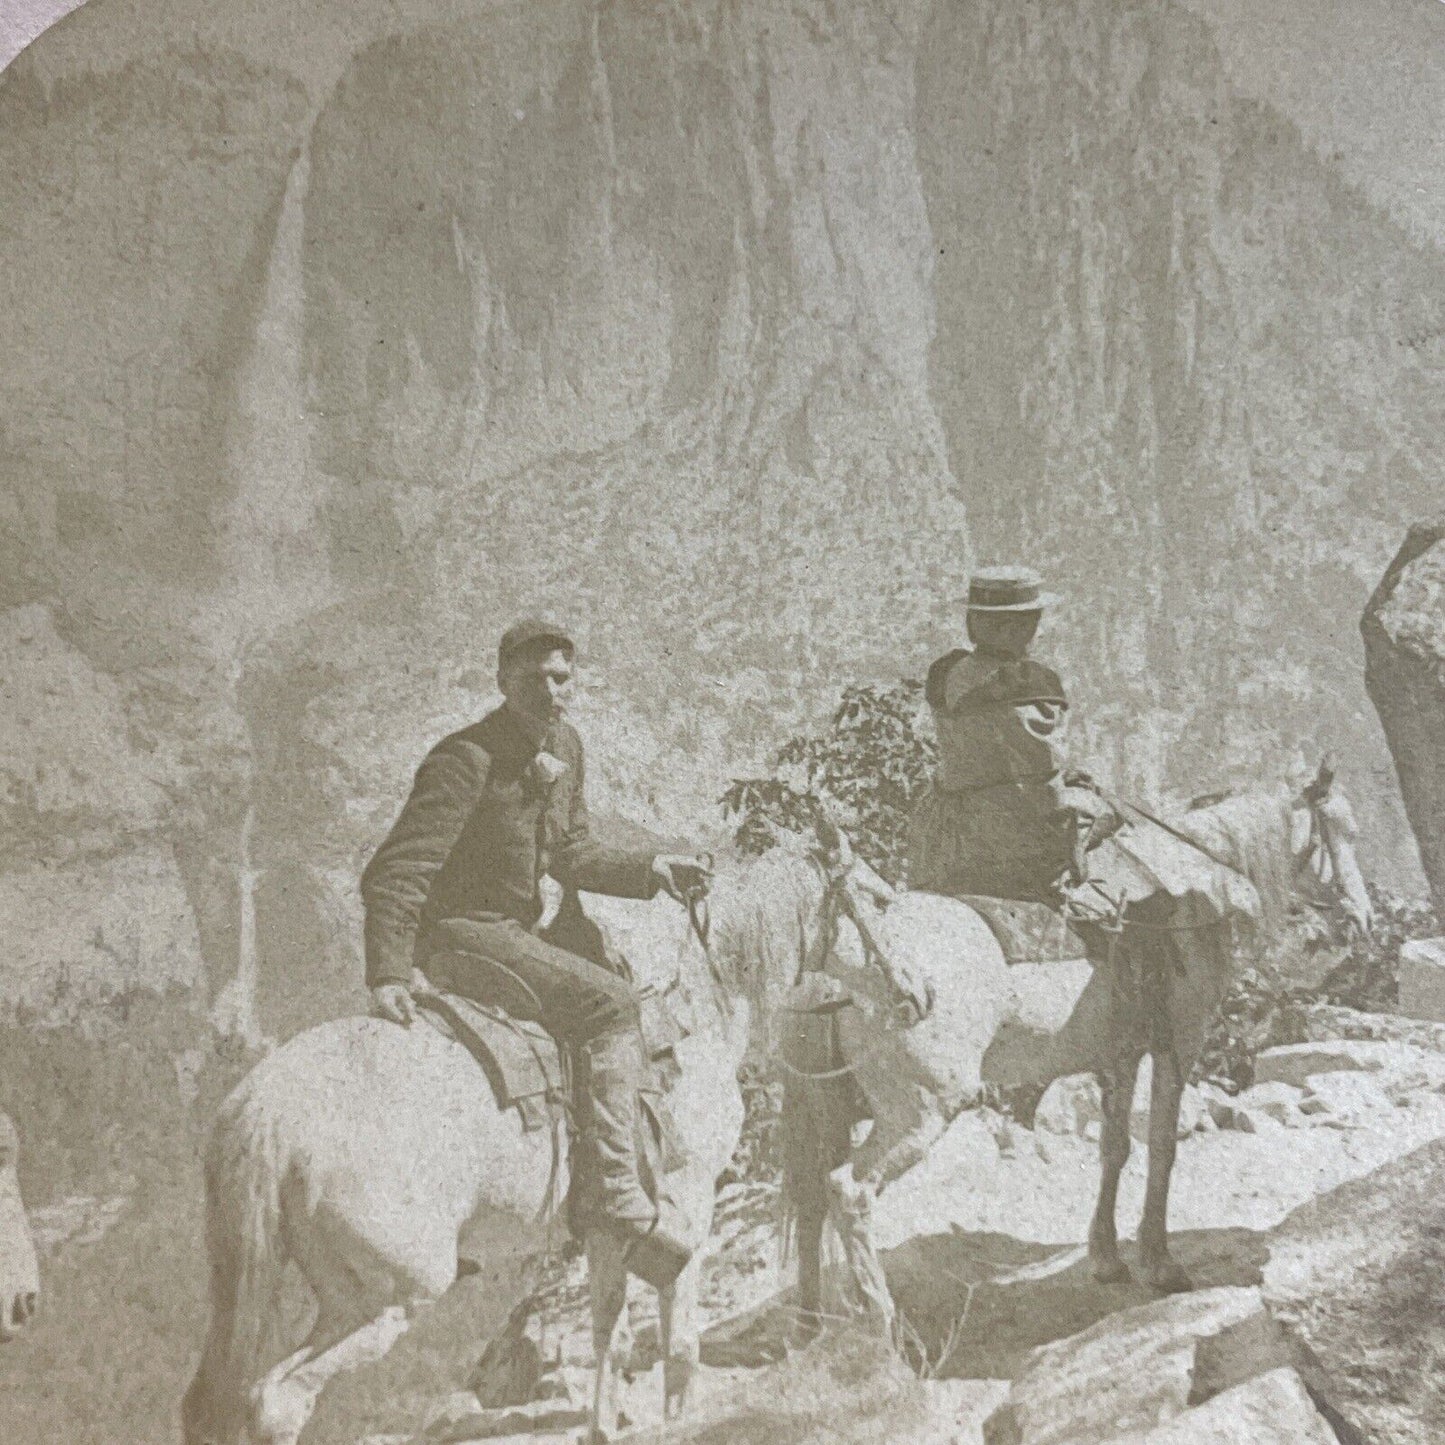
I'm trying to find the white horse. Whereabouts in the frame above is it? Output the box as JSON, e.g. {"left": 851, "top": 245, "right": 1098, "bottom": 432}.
{"left": 181, "top": 849, "right": 826, "bottom": 1445}
{"left": 0, "top": 1111, "right": 40, "bottom": 1343}
{"left": 779, "top": 765, "right": 1373, "bottom": 1328}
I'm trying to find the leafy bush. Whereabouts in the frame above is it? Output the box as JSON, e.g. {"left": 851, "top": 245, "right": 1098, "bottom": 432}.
{"left": 1194, "top": 883, "right": 1438, "bottom": 1091}
{"left": 721, "top": 680, "right": 934, "bottom": 885}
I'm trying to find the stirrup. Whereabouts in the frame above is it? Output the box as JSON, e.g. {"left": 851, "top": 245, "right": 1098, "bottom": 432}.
{"left": 624, "top": 1197, "right": 693, "bottom": 1289}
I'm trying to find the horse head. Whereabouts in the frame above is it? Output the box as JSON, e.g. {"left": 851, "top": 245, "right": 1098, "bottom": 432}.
{"left": 803, "top": 809, "right": 931, "bottom": 1021}
{"left": 1293, "top": 757, "right": 1373, "bottom": 938}
{"left": 0, "top": 1112, "right": 39, "bottom": 1343}
{"left": 807, "top": 806, "right": 897, "bottom": 909}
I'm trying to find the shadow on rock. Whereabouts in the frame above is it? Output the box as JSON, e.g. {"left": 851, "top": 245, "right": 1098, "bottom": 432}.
{"left": 699, "top": 1225, "right": 1269, "bottom": 1383}
{"left": 887, "top": 1225, "right": 1270, "bottom": 1379}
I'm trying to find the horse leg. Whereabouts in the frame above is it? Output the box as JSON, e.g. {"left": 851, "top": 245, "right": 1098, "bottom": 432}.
{"left": 251, "top": 1194, "right": 454, "bottom": 1445}
{"left": 585, "top": 1230, "right": 632, "bottom": 1445}
{"left": 825, "top": 1102, "right": 939, "bottom": 1340}
{"left": 826, "top": 1162, "right": 892, "bottom": 1337}
{"left": 1088, "top": 1051, "right": 1142, "bottom": 1285}
{"left": 794, "top": 1192, "right": 828, "bottom": 1340}
{"left": 826, "top": 1093, "right": 949, "bottom": 1339}
{"left": 657, "top": 1161, "right": 719, "bottom": 1418}
{"left": 658, "top": 1251, "right": 702, "bottom": 1420}
{"left": 249, "top": 1305, "right": 413, "bottom": 1445}
{"left": 851, "top": 1092, "right": 948, "bottom": 1190}
{"left": 1138, "top": 1046, "right": 1192, "bottom": 1293}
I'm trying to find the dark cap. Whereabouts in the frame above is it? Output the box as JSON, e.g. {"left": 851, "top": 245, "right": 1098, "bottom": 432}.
{"left": 963, "top": 565, "right": 1059, "bottom": 613}
{"left": 498, "top": 618, "right": 576, "bottom": 669}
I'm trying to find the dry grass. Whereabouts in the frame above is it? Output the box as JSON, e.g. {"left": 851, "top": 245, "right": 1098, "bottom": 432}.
{"left": 637, "top": 1325, "right": 937, "bottom": 1445}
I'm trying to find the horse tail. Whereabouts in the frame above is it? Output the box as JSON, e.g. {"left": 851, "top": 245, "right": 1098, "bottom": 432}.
{"left": 182, "top": 1086, "right": 288, "bottom": 1445}
{"left": 777, "top": 1011, "right": 854, "bottom": 1270}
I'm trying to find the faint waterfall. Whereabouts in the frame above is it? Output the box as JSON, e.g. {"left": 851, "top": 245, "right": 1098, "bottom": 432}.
{"left": 209, "top": 802, "right": 265, "bottom": 1049}
{"left": 203, "top": 133, "right": 326, "bottom": 1047}
{"left": 207, "top": 137, "right": 328, "bottom": 662}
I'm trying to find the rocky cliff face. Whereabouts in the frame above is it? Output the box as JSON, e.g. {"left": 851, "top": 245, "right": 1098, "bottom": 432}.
{"left": 918, "top": 0, "right": 1445, "bottom": 853}
{"left": 0, "top": 0, "right": 1440, "bottom": 1036}
{"left": 1364, "top": 525, "right": 1445, "bottom": 920}
{"left": 0, "top": 0, "right": 964, "bottom": 1036}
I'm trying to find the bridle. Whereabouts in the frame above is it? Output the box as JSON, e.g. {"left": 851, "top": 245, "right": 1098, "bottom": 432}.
{"left": 805, "top": 849, "right": 930, "bottom": 1022}
{"left": 1291, "top": 767, "right": 1371, "bottom": 936}
{"left": 769, "top": 854, "right": 920, "bottom": 1082}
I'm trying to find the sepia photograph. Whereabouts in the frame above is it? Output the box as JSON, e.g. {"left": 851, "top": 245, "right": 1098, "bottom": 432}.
{"left": 1, "top": 0, "right": 1443, "bottom": 1440}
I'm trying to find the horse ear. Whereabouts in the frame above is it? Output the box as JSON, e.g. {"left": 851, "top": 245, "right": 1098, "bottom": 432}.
{"left": 1300, "top": 755, "right": 1336, "bottom": 808}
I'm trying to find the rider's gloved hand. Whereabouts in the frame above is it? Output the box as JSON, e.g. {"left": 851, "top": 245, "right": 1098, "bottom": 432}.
{"left": 652, "top": 853, "right": 713, "bottom": 903}
{"left": 370, "top": 982, "right": 417, "bottom": 1027}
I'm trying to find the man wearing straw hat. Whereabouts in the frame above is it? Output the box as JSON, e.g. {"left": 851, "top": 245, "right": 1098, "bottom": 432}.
{"left": 908, "top": 566, "right": 1117, "bottom": 903}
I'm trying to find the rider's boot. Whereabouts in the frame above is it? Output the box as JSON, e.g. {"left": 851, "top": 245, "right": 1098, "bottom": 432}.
{"left": 585, "top": 1027, "right": 693, "bottom": 1289}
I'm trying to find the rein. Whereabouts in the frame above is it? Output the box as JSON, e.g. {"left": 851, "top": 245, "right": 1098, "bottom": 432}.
{"left": 1118, "top": 797, "right": 1253, "bottom": 881}
{"left": 684, "top": 886, "right": 711, "bottom": 952}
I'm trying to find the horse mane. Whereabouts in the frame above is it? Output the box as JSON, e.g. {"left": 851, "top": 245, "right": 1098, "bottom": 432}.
{"left": 1177, "top": 788, "right": 1297, "bottom": 938}
{"left": 703, "top": 847, "right": 825, "bottom": 1050}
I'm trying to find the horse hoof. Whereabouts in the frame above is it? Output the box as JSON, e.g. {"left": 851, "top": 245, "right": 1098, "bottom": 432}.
{"left": 1144, "top": 1262, "right": 1193, "bottom": 1294}
{"left": 1091, "top": 1257, "right": 1133, "bottom": 1286}
{"left": 787, "top": 1308, "right": 824, "bottom": 1349}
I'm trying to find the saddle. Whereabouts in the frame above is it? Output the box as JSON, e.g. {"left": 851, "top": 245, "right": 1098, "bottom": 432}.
{"left": 414, "top": 980, "right": 689, "bottom": 1133}
{"left": 415, "top": 991, "right": 566, "bottom": 1131}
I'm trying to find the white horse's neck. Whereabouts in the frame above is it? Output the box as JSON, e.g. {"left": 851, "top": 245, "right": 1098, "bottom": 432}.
{"left": 683, "top": 849, "right": 831, "bottom": 1063}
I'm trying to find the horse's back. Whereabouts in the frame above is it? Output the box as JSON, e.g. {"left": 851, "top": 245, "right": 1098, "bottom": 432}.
{"left": 217, "top": 1014, "right": 550, "bottom": 1233}
{"left": 886, "top": 890, "right": 1010, "bottom": 975}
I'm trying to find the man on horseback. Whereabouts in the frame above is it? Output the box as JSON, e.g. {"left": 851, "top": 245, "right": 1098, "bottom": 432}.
{"left": 909, "top": 566, "right": 1119, "bottom": 906}
{"left": 361, "top": 618, "right": 712, "bottom": 1262}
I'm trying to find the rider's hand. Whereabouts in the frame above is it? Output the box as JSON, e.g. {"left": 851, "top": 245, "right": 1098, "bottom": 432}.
{"left": 370, "top": 982, "right": 417, "bottom": 1027}
{"left": 652, "top": 853, "right": 713, "bottom": 903}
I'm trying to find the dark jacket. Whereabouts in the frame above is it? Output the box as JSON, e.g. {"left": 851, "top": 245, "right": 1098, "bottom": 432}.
{"left": 361, "top": 705, "right": 659, "bottom": 987}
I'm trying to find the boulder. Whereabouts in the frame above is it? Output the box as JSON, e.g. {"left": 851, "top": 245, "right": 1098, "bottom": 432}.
{"left": 981, "top": 1286, "right": 1271, "bottom": 1445}
{"left": 1282, "top": 1002, "right": 1445, "bottom": 1055}
{"left": 1264, "top": 1136, "right": 1445, "bottom": 1443}
{"left": 1227, "top": 1082, "right": 1308, "bottom": 1131}
{"left": 1363, "top": 523, "right": 1445, "bottom": 919}
{"left": 1399, "top": 938, "right": 1445, "bottom": 1024}
{"left": 1032, "top": 1062, "right": 1208, "bottom": 1143}
{"left": 917, "top": 1380, "right": 1012, "bottom": 1445}
{"left": 1124, "top": 1368, "right": 1336, "bottom": 1443}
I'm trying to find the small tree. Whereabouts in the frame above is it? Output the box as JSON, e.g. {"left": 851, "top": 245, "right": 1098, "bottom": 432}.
{"left": 721, "top": 680, "right": 935, "bottom": 886}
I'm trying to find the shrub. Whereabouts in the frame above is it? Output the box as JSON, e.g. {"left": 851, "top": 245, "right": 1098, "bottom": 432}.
{"left": 721, "top": 680, "right": 934, "bottom": 885}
